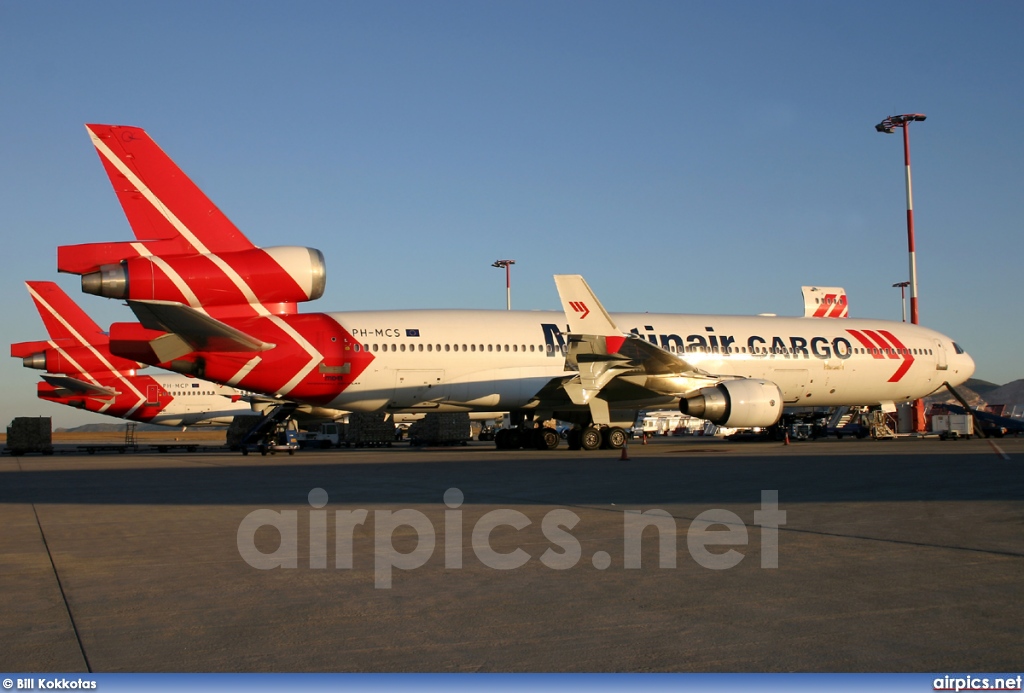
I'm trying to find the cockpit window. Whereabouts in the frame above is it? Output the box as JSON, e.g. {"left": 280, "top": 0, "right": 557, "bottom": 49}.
{"left": 952, "top": 342, "right": 965, "bottom": 355}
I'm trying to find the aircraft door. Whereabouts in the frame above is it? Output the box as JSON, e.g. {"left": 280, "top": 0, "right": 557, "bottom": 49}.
{"left": 146, "top": 384, "right": 161, "bottom": 406}
{"left": 394, "top": 370, "right": 447, "bottom": 408}
{"left": 933, "top": 340, "right": 948, "bottom": 370}
{"left": 768, "top": 368, "right": 810, "bottom": 404}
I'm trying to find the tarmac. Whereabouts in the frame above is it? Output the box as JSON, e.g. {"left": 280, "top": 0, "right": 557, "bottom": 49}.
{"left": 1, "top": 436, "right": 1021, "bottom": 672}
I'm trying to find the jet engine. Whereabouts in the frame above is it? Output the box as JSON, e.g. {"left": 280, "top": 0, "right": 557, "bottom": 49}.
{"left": 78, "top": 246, "right": 326, "bottom": 312}
{"left": 679, "top": 379, "right": 783, "bottom": 428}
{"left": 19, "top": 345, "right": 141, "bottom": 375}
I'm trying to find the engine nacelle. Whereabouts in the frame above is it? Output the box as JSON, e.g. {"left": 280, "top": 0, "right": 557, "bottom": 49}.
{"left": 679, "top": 379, "right": 783, "bottom": 428}
{"left": 80, "top": 246, "right": 326, "bottom": 313}
{"left": 17, "top": 345, "right": 141, "bottom": 375}
{"left": 23, "top": 352, "right": 47, "bottom": 370}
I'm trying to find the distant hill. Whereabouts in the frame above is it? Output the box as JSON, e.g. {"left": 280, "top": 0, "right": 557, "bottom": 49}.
{"left": 925, "top": 384, "right": 984, "bottom": 408}
{"left": 963, "top": 378, "right": 1002, "bottom": 397}
{"left": 983, "top": 379, "right": 1024, "bottom": 406}
{"left": 55, "top": 422, "right": 226, "bottom": 433}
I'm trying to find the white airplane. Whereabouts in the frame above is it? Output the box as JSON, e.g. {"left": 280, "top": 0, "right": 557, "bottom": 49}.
{"left": 52, "top": 124, "right": 975, "bottom": 449}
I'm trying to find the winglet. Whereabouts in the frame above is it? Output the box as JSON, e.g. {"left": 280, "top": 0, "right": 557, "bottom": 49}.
{"left": 554, "top": 275, "right": 621, "bottom": 337}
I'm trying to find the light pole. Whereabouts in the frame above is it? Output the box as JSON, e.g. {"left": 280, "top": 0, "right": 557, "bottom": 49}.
{"left": 877, "top": 113, "right": 927, "bottom": 433}
{"left": 875, "top": 113, "right": 926, "bottom": 325}
{"left": 892, "top": 281, "right": 910, "bottom": 323}
{"left": 492, "top": 260, "right": 515, "bottom": 310}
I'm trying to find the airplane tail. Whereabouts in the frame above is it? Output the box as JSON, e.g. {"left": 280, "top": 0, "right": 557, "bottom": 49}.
{"left": 57, "top": 124, "right": 328, "bottom": 319}
{"left": 13, "top": 281, "right": 141, "bottom": 378}
{"left": 554, "top": 275, "right": 622, "bottom": 337}
{"left": 802, "top": 286, "right": 849, "bottom": 318}
{"left": 25, "top": 281, "right": 105, "bottom": 344}
{"left": 85, "top": 124, "right": 253, "bottom": 253}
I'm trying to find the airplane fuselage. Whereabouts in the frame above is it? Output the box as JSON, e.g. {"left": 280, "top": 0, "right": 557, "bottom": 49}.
{"left": 145, "top": 309, "right": 974, "bottom": 416}
{"left": 39, "top": 372, "right": 258, "bottom": 427}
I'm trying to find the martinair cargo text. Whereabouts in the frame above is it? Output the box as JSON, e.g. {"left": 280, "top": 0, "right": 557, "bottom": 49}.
{"left": 50, "top": 124, "right": 974, "bottom": 449}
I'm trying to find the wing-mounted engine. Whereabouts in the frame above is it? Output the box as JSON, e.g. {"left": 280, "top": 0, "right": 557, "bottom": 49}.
{"left": 679, "top": 379, "right": 783, "bottom": 428}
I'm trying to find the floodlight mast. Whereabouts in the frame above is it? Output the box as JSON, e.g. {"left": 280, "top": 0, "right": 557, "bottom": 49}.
{"left": 875, "top": 113, "right": 926, "bottom": 325}
{"left": 893, "top": 281, "right": 910, "bottom": 323}
{"left": 492, "top": 260, "right": 515, "bottom": 310}
{"left": 876, "top": 113, "right": 927, "bottom": 433}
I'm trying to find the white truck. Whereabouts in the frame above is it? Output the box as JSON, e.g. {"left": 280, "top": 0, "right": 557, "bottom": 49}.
{"left": 297, "top": 422, "right": 343, "bottom": 449}
{"left": 932, "top": 414, "right": 973, "bottom": 440}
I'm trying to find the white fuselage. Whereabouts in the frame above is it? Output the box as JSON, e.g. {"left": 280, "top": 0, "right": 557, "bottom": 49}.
{"left": 319, "top": 310, "right": 975, "bottom": 414}
{"left": 135, "top": 374, "right": 259, "bottom": 427}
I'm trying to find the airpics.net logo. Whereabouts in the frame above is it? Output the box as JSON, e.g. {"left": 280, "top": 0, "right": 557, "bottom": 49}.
{"left": 237, "top": 489, "right": 786, "bottom": 588}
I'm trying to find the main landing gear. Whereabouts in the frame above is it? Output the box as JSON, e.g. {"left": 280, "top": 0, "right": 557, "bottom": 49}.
{"left": 565, "top": 425, "right": 627, "bottom": 451}
{"left": 492, "top": 410, "right": 630, "bottom": 452}
{"left": 494, "top": 427, "right": 560, "bottom": 450}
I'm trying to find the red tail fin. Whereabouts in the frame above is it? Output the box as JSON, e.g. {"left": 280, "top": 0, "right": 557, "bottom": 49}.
{"left": 21, "top": 281, "right": 139, "bottom": 378}
{"left": 26, "top": 281, "right": 105, "bottom": 344}
{"left": 58, "top": 125, "right": 327, "bottom": 319}
{"left": 85, "top": 124, "right": 254, "bottom": 254}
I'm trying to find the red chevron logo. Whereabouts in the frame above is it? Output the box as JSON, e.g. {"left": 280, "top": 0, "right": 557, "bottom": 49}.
{"left": 846, "top": 328, "right": 915, "bottom": 382}
{"left": 569, "top": 301, "right": 590, "bottom": 319}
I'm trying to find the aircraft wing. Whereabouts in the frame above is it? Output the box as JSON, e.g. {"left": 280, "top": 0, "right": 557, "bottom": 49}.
{"left": 41, "top": 374, "right": 118, "bottom": 397}
{"left": 553, "top": 275, "right": 708, "bottom": 401}
{"left": 128, "top": 300, "right": 276, "bottom": 359}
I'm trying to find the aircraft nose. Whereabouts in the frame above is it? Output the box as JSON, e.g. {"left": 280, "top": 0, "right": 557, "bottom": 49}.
{"left": 962, "top": 351, "right": 976, "bottom": 380}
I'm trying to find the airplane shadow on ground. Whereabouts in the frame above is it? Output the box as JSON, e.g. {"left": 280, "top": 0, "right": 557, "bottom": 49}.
{"left": 1, "top": 446, "right": 1021, "bottom": 506}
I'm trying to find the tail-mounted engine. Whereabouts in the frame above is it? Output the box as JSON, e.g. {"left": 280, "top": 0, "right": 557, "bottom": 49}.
{"left": 64, "top": 245, "right": 326, "bottom": 315}
{"left": 14, "top": 343, "right": 141, "bottom": 376}
{"left": 679, "top": 379, "right": 783, "bottom": 428}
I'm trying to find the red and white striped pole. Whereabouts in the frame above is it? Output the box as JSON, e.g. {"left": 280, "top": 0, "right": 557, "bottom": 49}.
{"left": 902, "top": 120, "right": 920, "bottom": 325}
{"left": 876, "top": 113, "right": 927, "bottom": 432}
{"left": 492, "top": 259, "right": 515, "bottom": 310}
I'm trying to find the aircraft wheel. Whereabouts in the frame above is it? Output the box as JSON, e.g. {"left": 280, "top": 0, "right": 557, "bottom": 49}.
{"left": 566, "top": 429, "right": 582, "bottom": 450}
{"left": 603, "top": 427, "right": 627, "bottom": 450}
{"left": 581, "top": 426, "right": 603, "bottom": 451}
{"left": 494, "top": 428, "right": 512, "bottom": 450}
{"left": 535, "top": 427, "right": 560, "bottom": 450}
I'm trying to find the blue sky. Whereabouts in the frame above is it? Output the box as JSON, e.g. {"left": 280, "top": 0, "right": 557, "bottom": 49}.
{"left": 1, "top": 1, "right": 1021, "bottom": 428}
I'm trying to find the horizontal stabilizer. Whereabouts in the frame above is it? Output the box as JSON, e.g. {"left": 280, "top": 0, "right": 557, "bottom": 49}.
{"left": 41, "top": 374, "right": 118, "bottom": 397}
{"left": 127, "top": 300, "right": 275, "bottom": 355}
{"left": 11, "top": 340, "right": 53, "bottom": 359}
